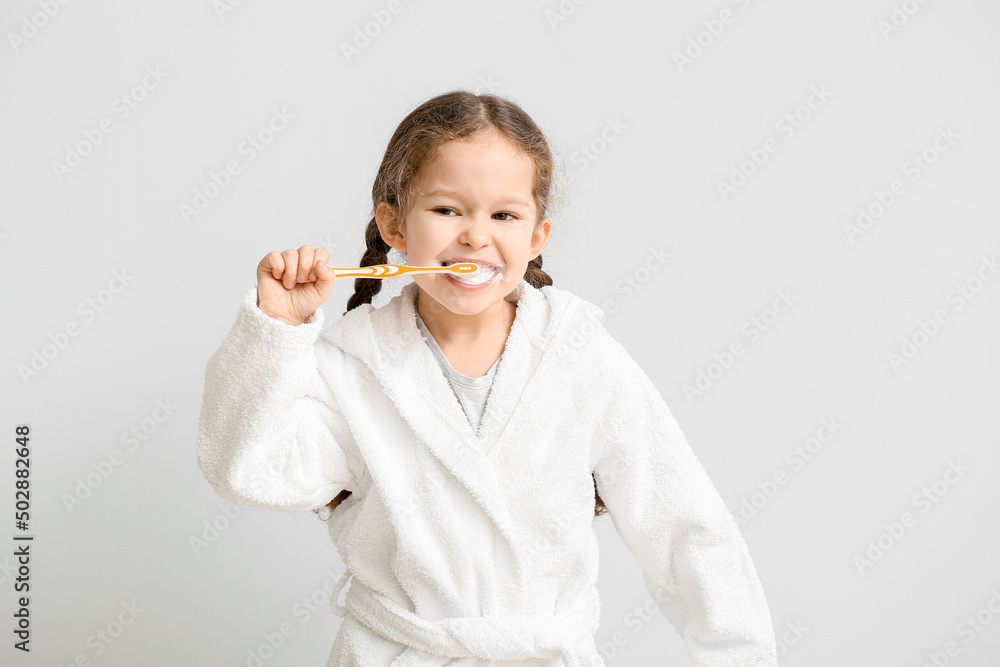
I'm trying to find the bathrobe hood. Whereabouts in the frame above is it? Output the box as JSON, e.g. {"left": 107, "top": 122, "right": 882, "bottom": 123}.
{"left": 320, "top": 277, "right": 607, "bottom": 451}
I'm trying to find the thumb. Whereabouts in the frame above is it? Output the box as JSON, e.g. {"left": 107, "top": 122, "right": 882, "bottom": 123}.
{"left": 314, "top": 259, "right": 336, "bottom": 292}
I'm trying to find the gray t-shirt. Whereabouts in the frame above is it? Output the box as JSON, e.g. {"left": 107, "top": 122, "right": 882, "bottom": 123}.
{"left": 413, "top": 310, "right": 500, "bottom": 435}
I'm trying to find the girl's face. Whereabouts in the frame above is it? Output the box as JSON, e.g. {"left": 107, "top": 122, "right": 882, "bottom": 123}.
{"left": 377, "top": 128, "right": 551, "bottom": 317}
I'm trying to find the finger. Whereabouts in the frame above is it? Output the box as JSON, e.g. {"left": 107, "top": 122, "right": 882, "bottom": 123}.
{"left": 309, "top": 247, "right": 330, "bottom": 281}
{"left": 259, "top": 251, "right": 284, "bottom": 282}
{"left": 280, "top": 249, "right": 298, "bottom": 289}
{"left": 297, "top": 245, "right": 315, "bottom": 283}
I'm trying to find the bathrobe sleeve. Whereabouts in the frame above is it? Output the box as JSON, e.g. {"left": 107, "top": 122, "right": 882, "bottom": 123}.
{"left": 196, "top": 287, "right": 359, "bottom": 513}
{"left": 591, "top": 339, "right": 778, "bottom": 666}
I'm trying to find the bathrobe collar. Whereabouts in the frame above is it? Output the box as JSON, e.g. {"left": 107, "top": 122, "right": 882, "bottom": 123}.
{"left": 325, "top": 278, "right": 601, "bottom": 458}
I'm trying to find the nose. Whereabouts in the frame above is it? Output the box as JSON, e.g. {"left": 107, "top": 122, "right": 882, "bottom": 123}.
{"left": 457, "top": 213, "right": 491, "bottom": 248}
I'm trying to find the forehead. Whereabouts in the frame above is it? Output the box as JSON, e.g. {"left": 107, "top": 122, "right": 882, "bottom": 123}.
{"left": 413, "top": 130, "right": 535, "bottom": 201}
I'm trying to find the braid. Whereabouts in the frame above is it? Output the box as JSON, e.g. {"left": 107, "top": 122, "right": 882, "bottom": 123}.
{"left": 523, "top": 254, "right": 553, "bottom": 289}
{"left": 345, "top": 218, "right": 392, "bottom": 313}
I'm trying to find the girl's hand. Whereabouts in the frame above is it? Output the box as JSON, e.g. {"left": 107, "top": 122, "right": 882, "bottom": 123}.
{"left": 256, "top": 245, "right": 336, "bottom": 326}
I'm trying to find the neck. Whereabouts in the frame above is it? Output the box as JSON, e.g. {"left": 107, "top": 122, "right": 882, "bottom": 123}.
{"left": 414, "top": 286, "right": 518, "bottom": 347}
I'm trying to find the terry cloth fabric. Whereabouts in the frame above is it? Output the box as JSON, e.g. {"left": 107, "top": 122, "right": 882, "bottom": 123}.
{"left": 413, "top": 307, "right": 500, "bottom": 435}
{"left": 341, "top": 576, "right": 601, "bottom": 666}
{"left": 196, "top": 278, "right": 779, "bottom": 666}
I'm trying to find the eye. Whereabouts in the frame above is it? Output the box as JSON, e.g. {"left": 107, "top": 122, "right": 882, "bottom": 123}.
{"left": 494, "top": 212, "right": 518, "bottom": 221}
{"left": 433, "top": 207, "right": 457, "bottom": 216}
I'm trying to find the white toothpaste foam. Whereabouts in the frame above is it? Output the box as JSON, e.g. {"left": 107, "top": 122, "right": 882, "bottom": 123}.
{"left": 441, "top": 261, "right": 505, "bottom": 285}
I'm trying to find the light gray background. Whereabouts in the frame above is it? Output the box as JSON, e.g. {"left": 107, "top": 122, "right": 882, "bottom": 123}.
{"left": 2, "top": 0, "right": 999, "bottom": 665}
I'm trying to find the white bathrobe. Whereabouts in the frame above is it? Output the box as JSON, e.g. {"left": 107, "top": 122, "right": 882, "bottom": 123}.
{"left": 196, "top": 278, "right": 778, "bottom": 666}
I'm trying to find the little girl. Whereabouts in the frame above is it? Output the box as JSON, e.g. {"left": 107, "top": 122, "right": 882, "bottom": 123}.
{"left": 197, "top": 90, "right": 778, "bottom": 666}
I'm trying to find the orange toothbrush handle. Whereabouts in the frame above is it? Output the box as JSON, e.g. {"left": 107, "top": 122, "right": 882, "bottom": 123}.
{"left": 330, "top": 262, "right": 480, "bottom": 279}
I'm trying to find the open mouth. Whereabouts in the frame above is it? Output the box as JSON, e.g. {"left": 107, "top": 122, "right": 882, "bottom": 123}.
{"left": 437, "top": 259, "right": 503, "bottom": 285}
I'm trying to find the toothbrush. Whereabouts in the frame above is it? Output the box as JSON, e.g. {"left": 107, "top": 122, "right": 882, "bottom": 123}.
{"left": 330, "top": 262, "right": 481, "bottom": 279}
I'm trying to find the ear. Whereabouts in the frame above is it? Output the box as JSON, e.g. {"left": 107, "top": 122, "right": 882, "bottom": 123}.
{"left": 529, "top": 217, "right": 552, "bottom": 260}
{"left": 375, "top": 202, "right": 407, "bottom": 252}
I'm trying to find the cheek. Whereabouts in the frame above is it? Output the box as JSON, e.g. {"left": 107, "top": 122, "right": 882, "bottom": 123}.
{"left": 401, "top": 222, "right": 438, "bottom": 253}
{"left": 502, "top": 230, "right": 534, "bottom": 259}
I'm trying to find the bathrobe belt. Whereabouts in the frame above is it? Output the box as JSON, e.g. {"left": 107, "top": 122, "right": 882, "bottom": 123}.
{"left": 331, "top": 571, "right": 604, "bottom": 666}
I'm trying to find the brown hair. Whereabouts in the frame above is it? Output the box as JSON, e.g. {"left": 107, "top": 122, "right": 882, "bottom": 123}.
{"left": 314, "top": 90, "right": 609, "bottom": 521}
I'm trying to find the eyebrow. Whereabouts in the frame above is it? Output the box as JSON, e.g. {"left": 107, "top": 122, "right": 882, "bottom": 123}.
{"left": 420, "top": 188, "right": 531, "bottom": 210}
